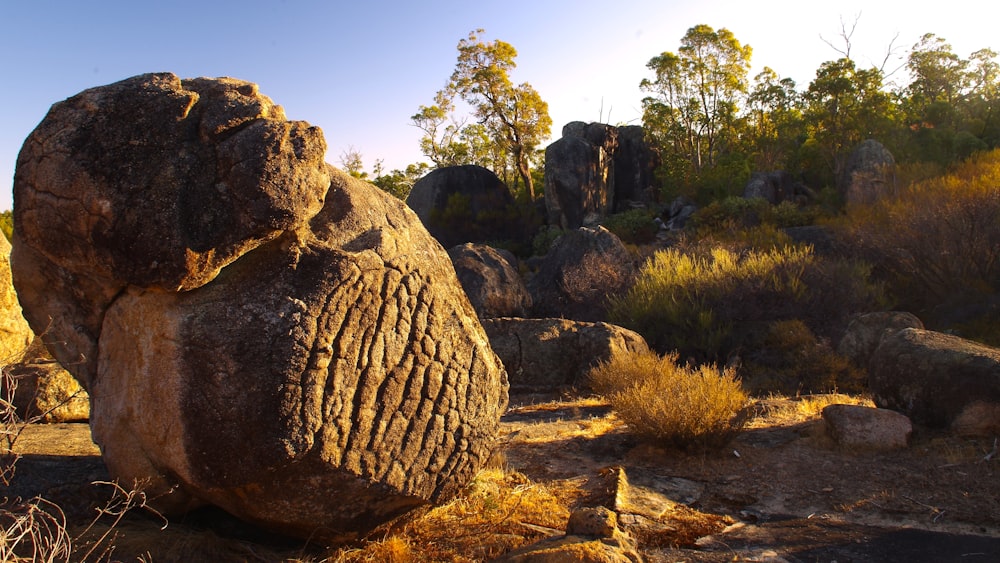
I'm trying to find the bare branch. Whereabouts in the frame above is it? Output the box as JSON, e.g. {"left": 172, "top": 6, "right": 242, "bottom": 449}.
{"left": 820, "top": 12, "right": 861, "bottom": 59}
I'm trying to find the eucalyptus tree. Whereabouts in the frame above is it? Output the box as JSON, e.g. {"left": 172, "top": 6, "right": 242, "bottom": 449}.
{"left": 414, "top": 29, "right": 551, "bottom": 199}
{"left": 746, "top": 67, "right": 804, "bottom": 170}
{"left": 640, "top": 24, "right": 753, "bottom": 190}
{"left": 804, "top": 57, "right": 896, "bottom": 181}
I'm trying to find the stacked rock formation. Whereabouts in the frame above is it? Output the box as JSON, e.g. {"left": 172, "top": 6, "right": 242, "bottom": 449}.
{"left": 12, "top": 73, "right": 508, "bottom": 542}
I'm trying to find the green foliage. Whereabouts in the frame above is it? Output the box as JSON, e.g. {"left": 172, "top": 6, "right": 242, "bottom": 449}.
{"left": 600, "top": 208, "right": 658, "bottom": 244}
{"left": 588, "top": 349, "right": 747, "bottom": 450}
{"left": 838, "top": 148, "right": 1000, "bottom": 330}
{"left": 427, "top": 192, "right": 542, "bottom": 257}
{"left": 0, "top": 211, "right": 11, "bottom": 242}
{"left": 609, "top": 244, "right": 883, "bottom": 366}
{"left": 740, "top": 319, "right": 866, "bottom": 395}
{"left": 531, "top": 225, "right": 563, "bottom": 257}
{"left": 691, "top": 197, "right": 819, "bottom": 239}
{"left": 416, "top": 29, "right": 552, "bottom": 200}
{"left": 640, "top": 26, "right": 999, "bottom": 203}
{"left": 373, "top": 162, "right": 430, "bottom": 200}
{"left": 803, "top": 57, "right": 898, "bottom": 185}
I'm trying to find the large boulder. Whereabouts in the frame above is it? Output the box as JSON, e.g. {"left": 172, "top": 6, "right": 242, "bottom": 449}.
{"left": 483, "top": 318, "right": 649, "bottom": 393}
{"left": 448, "top": 244, "right": 531, "bottom": 319}
{"left": 544, "top": 133, "right": 614, "bottom": 229}
{"left": 869, "top": 328, "right": 1000, "bottom": 435}
{"left": 12, "top": 73, "right": 508, "bottom": 542}
{"left": 837, "top": 311, "right": 925, "bottom": 371}
{"left": 0, "top": 236, "right": 33, "bottom": 364}
{"left": 840, "top": 139, "right": 896, "bottom": 205}
{"left": 546, "top": 122, "right": 661, "bottom": 230}
{"left": 528, "top": 227, "right": 636, "bottom": 322}
{"left": 405, "top": 165, "right": 529, "bottom": 249}
{"left": 613, "top": 126, "right": 659, "bottom": 211}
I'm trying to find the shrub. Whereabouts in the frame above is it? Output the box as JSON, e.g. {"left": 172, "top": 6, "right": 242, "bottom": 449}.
{"left": 609, "top": 245, "right": 812, "bottom": 361}
{"left": 693, "top": 197, "right": 820, "bottom": 239}
{"left": 530, "top": 225, "right": 563, "bottom": 257}
{"left": 588, "top": 349, "right": 747, "bottom": 450}
{"left": 601, "top": 208, "right": 659, "bottom": 244}
{"left": 839, "top": 148, "right": 1000, "bottom": 330}
{"left": 740, "top": 319, "right": 866, "bottom": 395}
{"left": 608, "top": 244, "right": 883, "bottom": 367}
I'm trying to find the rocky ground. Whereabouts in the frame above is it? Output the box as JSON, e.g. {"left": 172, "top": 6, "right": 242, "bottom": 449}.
{"left": 3, "top": 393, "right": 1000, "bottom": 562}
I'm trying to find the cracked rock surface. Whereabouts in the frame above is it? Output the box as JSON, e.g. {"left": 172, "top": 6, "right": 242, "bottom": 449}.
{"left": 11, "top": 73, "right": 508, "bottom": 542}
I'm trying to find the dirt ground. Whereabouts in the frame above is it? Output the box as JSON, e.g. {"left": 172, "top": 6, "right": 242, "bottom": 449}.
{"left": 4, "top": 393, "right": 1000, "bottom": 562}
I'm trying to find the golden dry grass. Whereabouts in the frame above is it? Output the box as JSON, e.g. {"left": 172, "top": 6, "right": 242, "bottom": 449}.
{"left": 746, "top": 393, "right": 874, "bottom": 429}
{"left": 327, "top": 468, "right": 570, "bottom": 562}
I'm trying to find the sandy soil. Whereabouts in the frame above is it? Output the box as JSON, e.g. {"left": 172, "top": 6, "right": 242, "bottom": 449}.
{"left": 4, "top": 394, "right": 1000, "bottom": 561}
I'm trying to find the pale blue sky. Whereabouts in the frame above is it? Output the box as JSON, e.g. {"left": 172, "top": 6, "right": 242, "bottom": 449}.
{"left": 2, "top": 0, "right": 996, "bottom": 211}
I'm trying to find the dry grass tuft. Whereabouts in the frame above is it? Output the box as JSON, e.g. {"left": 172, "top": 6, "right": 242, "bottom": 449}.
{"left": 746, "top": 393, "right": 874, "bottom": 429}
{"left": 633, "top": 504, "right": 734, "bottom": 549}
{"left": 328, "top": 468, "right": 570, "bottom": 562}
{"left": 588, "top": 349, "right": 748, "bottom": 450}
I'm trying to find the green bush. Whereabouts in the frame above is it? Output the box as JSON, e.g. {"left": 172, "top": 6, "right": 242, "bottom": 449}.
{"left": 530, "top": 225, "right": 563, "bottom": 257}
{"left": 588, "top": 349, "right": 747, "bottom": 450}
{"left": 600, "top": 208, "right": 659, "bottom": 245}
{"left": 609, "top": 245, "right": 812, "bottom": 360}
{"left": 740, "top": 319, "right": 866, "bottom": 395}
{"left": 692, "top": 197, "right": 819, "bottom": 239}
{"left": 0, "top": 211, "right": 11, "bottom": 242}
{"left": 608, "top": 245, "right": 883, "bottom": 366}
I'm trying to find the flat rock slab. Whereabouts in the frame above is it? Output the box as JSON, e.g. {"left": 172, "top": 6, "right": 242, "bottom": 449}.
{"left": 684, "top": 519, "right": 1000, "bottom": 562}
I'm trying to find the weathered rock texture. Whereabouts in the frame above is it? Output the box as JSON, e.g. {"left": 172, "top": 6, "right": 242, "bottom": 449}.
{"left": 869, "top": 328, "right": 1000, "bottom": 435}
{"left": 12, "top": 73, "right": 508, "bottom": 542}
{"left": 545, "top": 122, "right": 657, "bottom": 229}
{"left": 448, "top": 244, "right": 531, "bottom": 319}
{"left": 528, "top": 227, "right": 636, "bottom": 322}
{"left": 0, "top": 236, "right": 33, "bottom": 363}
{"left": 840, "top": 139, "right": 896, "bottom": 205}
{"left": 483, "top": 318, "right": 649, "bottom": 392}
{"left": 822, "top": 404, "right": 912, "bottom": 450}
{"left": 8, "top": 357, "right": 90, "bottom": 423}
{"left": 837, "top": 311, "right": 925, "bottom": 371}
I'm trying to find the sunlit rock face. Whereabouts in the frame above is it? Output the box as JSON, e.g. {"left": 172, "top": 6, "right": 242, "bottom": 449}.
{"left": 12, "top": 73, "right": 508, "bottom": 542}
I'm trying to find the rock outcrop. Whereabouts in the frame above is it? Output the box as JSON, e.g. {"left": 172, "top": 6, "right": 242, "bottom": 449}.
{"left": 869, "top": 328, "right": 1000, "bottom": 435}
{"left": 840, "top": 139, "right": 896, "bottom": 205}
{"left": 0, "top": 236, "right": 33, "bottom": 364}
{"left": 528, "top": 227, "right": 636, "bottom": 322}
{"left": 12, "top": 73, "right": 508, "bottom": 542}
{"left": 448, "top": 244, "right": 531, "bottom": 319}
{"left": 483, "top": 318, "right": 649, "bottom": 392}
{"left": 405, "top": 164, "right": 529, "bottom": 249}
{"left": 8, "top": 355, "right": 89, "bottom": 423}
{"left": 743, "top": 171, "right": 813, "bottom": 204}
{"left": 837, "top": 311, "right": 925, "bottom": 371}
{"left": 544, "top": 122, "right": 657, "bottom": 229}
{"left": 613, "top": 125, "right": 659, "bottom": 210}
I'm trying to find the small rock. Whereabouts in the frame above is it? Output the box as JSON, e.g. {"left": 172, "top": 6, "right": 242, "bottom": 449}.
{"left": 448, "top": 243, "right": 531, "bottom": 318}
{"left": 822, "top": 404, "right": 912, "bottom": 450}
{"left": 566, "top": 506, "right": 619, "bottom": 538}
